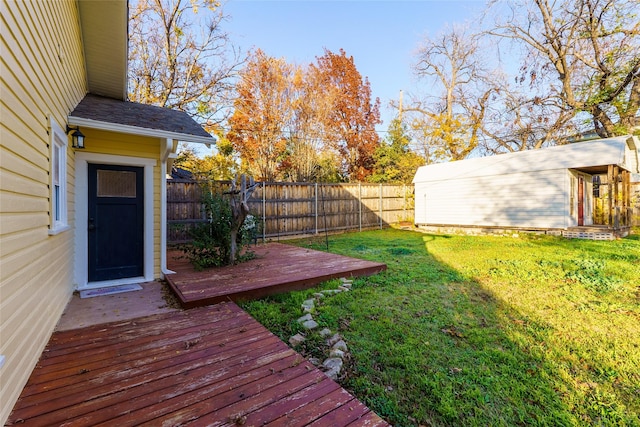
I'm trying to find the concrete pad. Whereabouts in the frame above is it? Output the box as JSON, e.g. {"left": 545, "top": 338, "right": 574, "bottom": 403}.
{"left": 55, "top": 281, "right": 180, "bottom": 331}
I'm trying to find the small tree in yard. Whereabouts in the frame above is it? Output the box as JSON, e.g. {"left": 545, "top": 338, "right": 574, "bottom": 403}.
{"left": 225, "top": 175, "right": 259, "bottom": 265}
{"left": 179, "top": 175, "right": 258, "bottom": 269}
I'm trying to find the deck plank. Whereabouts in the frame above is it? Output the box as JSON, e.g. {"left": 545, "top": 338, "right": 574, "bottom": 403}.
{"left": 7, "top": 302, "right": 389, "bottom": 427}
{"left": 166, "top": 242, "right": 387, "bottom": 308}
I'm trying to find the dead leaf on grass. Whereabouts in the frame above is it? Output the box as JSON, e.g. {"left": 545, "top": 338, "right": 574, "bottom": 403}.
{"left": 441, "top": 327, "right": 464, "bottom": 338}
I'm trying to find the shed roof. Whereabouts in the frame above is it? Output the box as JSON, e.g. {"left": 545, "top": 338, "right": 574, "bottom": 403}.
{"left": 68, "top": 94, "right": 214, "bottom": 144}
{"left": 413, "top": 136, "right": 639, "bottom": 183}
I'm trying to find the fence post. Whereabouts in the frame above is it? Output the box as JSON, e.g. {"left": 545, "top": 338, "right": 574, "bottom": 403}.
{"left": 315, "top": 182, "right": 318, "bottom": 234}
{"left": 262, "top": 182, "right": 266, "bottom": 242}
{"left": 358, "top": 183, "right": 362, "bottom": 232}
{"left": 379, "top": 183, "right": 383, "bottom": 229}
{"left": 403, "top": 184, "right": 406, "bottom": 221}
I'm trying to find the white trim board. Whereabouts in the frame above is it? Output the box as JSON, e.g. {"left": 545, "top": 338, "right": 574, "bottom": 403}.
{"left": 68, "top": 116, "right": 215, "bottom": 145}
{"left": 74, "top": 152, "right": 157, "bottom": 290}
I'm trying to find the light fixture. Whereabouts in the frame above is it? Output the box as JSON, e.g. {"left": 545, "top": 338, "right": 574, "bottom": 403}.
{"left": 66, "top": 125, "right": 85, "bottom": 149}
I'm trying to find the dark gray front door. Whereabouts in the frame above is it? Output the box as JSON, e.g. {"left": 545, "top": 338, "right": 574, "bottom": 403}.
{"left": 88, "top": 164, "right": 144, "bottom": 281}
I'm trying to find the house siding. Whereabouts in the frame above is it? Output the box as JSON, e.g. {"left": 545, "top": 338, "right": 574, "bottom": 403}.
{"left": 415, "top": 169, "right": 569, "bottom": 229}
{"left": 0, "top": 0, "right": 86, "bottom": 423}
{"left": 81, "top": 129, "right": 163, "bottom": 279}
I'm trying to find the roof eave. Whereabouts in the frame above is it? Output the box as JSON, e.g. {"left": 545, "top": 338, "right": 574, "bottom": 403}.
{"left": 78, "top": 0, "right": 128, "bottom": 100}
{"left": 68, "top": 116, "right": 216, "bottom": 145}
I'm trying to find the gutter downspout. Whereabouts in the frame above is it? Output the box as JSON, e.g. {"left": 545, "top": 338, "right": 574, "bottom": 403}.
{"left": 161, "top": 138, "right": 178, "bottom": 277}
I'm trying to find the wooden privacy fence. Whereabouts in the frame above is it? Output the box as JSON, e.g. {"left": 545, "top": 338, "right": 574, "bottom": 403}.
{"left": 167, "top": 181, "right": 414, "bottom": 244}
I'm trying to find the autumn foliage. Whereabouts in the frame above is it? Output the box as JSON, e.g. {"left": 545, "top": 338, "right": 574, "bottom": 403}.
{"left": 228, "top": 48, "right": 381, "bottom": 182}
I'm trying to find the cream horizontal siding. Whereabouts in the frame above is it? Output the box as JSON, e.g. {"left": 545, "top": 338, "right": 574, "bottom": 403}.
{"left": 416, "top": 169, "right": 569, "bottom": 229}
{"left": 0, "top": 0, "right": 86, "bottom": 423}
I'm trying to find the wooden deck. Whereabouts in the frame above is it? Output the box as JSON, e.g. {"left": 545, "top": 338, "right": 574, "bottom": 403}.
{"left": 8, "top": 302, "right": 389, "bottom": 426}
{"left": 166, "top": 242, "right": 387, "bottom": 309}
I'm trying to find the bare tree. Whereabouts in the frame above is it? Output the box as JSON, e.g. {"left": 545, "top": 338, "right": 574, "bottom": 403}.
{"left": 487, "top": 0, "right": 640, "bottom": 138}
{"left": 407, "top": 25, "right": 487, "bottom": 162}
{"left": 474, "top": 70, "right": 577, "bottom": 153}
{"left": 128, "top": 0, "right": 244, "bottom": 125}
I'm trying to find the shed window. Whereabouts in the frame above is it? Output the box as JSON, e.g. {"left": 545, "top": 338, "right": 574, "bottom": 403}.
{"left": 49, "top": 117, "right": 68, "bottom": 234}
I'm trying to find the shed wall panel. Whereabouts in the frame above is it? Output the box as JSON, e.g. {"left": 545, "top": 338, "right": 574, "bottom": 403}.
{"left": 416, "top": 169, "right": 569, "bottom": 229}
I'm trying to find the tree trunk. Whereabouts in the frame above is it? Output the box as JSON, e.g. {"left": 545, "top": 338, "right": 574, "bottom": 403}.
{"left": 226, "top": 175, "right": 258, "bottom": 264}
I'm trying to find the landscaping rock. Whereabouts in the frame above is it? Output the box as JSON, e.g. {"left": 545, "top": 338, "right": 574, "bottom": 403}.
{"left": 321, "top": 289, "right": 341, "bottom": 295}
{"left": 313, "top": 292, "right": 325, "bottom": 299}
{"left": 329, "top": 348, "right": 345, "bottom": 359}
{"left": 308, "top": 357, "right": 321, "bottom": 366}
{"left": 340, "top": 278, "right": 353, "bottom": 284}
{"left": 340, "top": 282, "right": 352, "bottom": 289}
{"left": 338, "top": 286, "right": 350, "bottom": 292}
{"left": 297, "top": 313, "right": 313, "bottom": 323}
{"left": 327, "top": 333, "right": 342, "bottom": 346}
{"left": 332, "top": 339, "right": 348, "bottom": 352}
{"left": 319, "top": 328, "right": 332, "bottom": 337}
{"left": 322, "top": 357, "right": 343, "bottom": 380}
{"left": 301, "top": 319, "right": 319, "bottom": 330}
{"left": 301, "top": 299, "right": 315, "bottom": 312}
{"left": 289, "top": 333, "right": 306, "bottom": 346}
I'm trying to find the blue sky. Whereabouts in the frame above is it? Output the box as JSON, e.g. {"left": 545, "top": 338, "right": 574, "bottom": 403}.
{"left": 223, "top": 0, "right": 486, "bottom": 134}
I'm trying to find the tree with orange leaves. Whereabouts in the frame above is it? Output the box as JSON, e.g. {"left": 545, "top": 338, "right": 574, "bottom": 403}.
{"left": 311, "top": 49, "right": 382, "bottom": 182}
{"left": 227, "top": 49, "right": 294, "bottom": 181}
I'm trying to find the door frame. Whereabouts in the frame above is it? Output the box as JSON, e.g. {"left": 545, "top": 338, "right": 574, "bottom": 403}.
{"left": 75, "top": 152, "right": 156, "bottom": 290}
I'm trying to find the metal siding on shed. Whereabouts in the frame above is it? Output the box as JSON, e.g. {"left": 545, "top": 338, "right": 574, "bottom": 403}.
{"left": 417, "top": 169, "right": 568, "bottom": 229}
{"left": 0, "top": 0, "right": 86, "bottom": 424}
{"left": 413, "top": 136, "right": 640, "bottom": 230}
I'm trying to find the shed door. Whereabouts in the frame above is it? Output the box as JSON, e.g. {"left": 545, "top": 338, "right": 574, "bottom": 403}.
{"left": 578, "top": 175, "right": 585, "bottom": 226}
{"left": 88, "top": 164, "right": 144, "bottom": 282}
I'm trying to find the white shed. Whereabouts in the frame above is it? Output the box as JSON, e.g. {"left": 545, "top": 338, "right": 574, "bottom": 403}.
{"left": 412, "top": 136, "right": 639, "bottom": 234}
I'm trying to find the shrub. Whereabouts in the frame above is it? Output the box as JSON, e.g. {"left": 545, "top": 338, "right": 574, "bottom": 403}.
{"left": 178, "top": 185, "right": 256, "bottom": 269}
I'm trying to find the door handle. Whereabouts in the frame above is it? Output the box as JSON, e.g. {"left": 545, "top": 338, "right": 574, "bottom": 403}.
{"left": 88, "top": 218, "right": 96, "bottom": 231}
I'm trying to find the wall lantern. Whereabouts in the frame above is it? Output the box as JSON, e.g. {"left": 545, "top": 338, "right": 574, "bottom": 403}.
{"left": 66, "top": 125, "right": 85, "bottom": 149}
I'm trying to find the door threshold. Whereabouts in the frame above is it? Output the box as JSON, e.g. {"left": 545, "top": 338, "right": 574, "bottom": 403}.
{"left": 80, "top": 283, "right": 143, "bottom": 299}
{"left": 78, "top": 276, "right": 147, "bottom": 291}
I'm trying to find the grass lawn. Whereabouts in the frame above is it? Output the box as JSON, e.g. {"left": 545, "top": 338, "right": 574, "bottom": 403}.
{"left": 239, "top": 228, "right": 640, "bottom": 426}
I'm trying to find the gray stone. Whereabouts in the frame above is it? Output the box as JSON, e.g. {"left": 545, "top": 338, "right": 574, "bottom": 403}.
{"left": 313, "top": 292, "right": 325, "bottom": 299}
{"left": 319, "top": 328, "right": 332, "bottom": 337}
{"left": 297, "top": 313, "right": 313, "bottom": 323}
{"left": 332, "top": 339, "right": 348, "bottom": 352}
{"left": 308, "top": 357, "right": 321, "bottom": 366}
{"left": 321, "top": 289, "right": 341, "bottom": 295}
{"left": 326, "top": 333, "right": 342, "bottom": 346}
{"left": 340, "top": 278, "right": 353, "bottom": 284}
{"left": 341, "top": 282, "right": 352, "bottom": 289}
{"left": 302, "top": 299, "right": 315, "bottom": 310}
{"left": 302, "top": 319, "right": 319, "bottom": 330}
{"left": 338, "top": 286, "right": 350, "bottom": 292}
{"left": 330, "top": 348, "right": 345, "bottom": 359}
{"left": 289, "top": 333, "right": 306, "bottom": 346}
{"left": 322, "top": 357, "right": 344, "bottom": 380}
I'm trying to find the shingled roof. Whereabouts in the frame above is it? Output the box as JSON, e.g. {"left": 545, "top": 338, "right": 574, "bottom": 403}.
{"left": 68, "top": 94, "right": 214, "bottom": 144}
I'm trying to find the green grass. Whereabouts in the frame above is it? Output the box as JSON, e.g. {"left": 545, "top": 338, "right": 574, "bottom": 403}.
{"left": 239, "top": 229, "right": 640, "bottom": 426}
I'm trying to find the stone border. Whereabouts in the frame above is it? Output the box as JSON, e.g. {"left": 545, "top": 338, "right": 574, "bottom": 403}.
{"left": 288, "top": 278, "right": 353, "bottom": 380}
